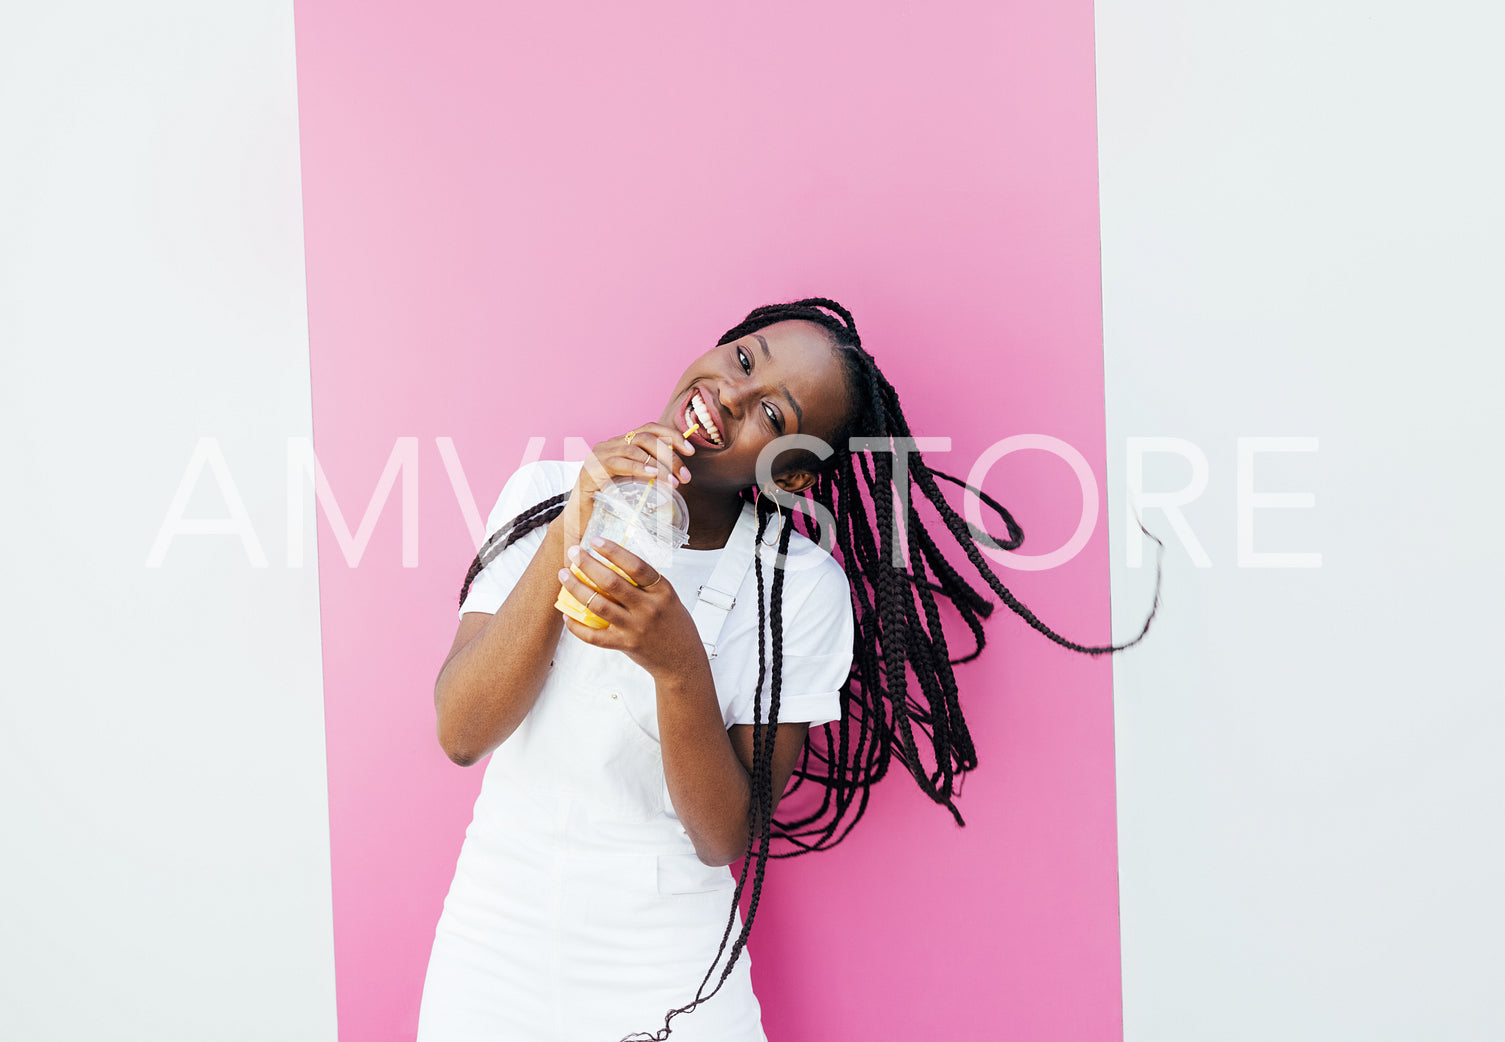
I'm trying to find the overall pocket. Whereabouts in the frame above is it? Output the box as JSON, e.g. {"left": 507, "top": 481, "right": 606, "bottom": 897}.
{"left": 656, "top": 851, "right": 736, "bottom": 895}
{"left": 545, "top": 635, "right": 668, "bottom": 824}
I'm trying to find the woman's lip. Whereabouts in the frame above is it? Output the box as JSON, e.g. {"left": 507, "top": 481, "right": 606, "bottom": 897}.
{"left": 684, "top": 386, "right": 725, "bottom": 449}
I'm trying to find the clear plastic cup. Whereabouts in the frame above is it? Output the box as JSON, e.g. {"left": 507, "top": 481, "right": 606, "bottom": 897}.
{"left": 556, "top": 478, "right": 690, "bottom": 628}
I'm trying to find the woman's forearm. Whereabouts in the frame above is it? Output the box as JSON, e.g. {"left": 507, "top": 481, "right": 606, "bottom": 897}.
{"left": 655, "top": 662, "right": 753, "bottom": 866}
{"left": 434, "top": 518, "right": 570, "bottom": 765}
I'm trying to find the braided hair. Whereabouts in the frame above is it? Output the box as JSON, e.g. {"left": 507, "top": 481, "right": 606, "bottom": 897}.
{"left": 454, "top": 298, "right": 1162, "bottom": 1041}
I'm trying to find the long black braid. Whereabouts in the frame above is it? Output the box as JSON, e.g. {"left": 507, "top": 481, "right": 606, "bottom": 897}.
{"left": 453, "top": 298, "right": 1163, "bottom": 1041}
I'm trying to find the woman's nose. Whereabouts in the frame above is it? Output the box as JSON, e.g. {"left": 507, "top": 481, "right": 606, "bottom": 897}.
{"left": 721, "top": 386, "right": 748, "bottom": 421}
{"left": 725, "top": 378, "right": 764, "bottom": 419}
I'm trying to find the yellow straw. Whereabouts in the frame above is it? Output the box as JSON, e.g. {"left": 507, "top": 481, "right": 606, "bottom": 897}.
{"left": 621, "top": 421, "right": 698, "bottom": 551}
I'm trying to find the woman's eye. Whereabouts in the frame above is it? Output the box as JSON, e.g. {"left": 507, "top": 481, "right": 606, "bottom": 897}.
{"left": 737, "top": 347, "right": 751, "bottom": 373}
{"left": 763, "top": 403, "right": 782, "bottom": 431}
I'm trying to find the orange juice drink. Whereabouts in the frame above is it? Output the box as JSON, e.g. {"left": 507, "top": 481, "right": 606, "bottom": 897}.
{"left": 556, "top": 477, "right": 690, "bottom": 628}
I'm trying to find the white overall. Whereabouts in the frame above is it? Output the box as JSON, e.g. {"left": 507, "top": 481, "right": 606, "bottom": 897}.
{"left": 418, "top": 504, "right": 769, "bottom": 1042}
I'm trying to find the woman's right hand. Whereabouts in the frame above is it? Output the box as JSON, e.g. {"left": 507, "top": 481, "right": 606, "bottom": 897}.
{"left": 556, "top": 423, "right": 696, "bottom": 548}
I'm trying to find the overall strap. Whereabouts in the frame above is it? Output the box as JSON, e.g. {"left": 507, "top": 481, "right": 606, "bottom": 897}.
{"left": 691, "top": 501, "right": 760, "bottom": 660}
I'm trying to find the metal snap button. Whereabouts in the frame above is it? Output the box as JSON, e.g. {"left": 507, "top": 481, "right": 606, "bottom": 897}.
{"left": 610, "top": 692, "right": 618, "bottom": 699}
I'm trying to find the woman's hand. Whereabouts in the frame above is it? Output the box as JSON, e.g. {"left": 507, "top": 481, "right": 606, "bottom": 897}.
{"left": 556, "top": 537, "right": 704, "bottom": 680}
{"left": 556, "top": 423, "right": 696, "bottom": 548}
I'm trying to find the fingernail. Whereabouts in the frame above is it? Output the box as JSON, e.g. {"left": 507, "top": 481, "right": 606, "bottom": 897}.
{"left": 557, "top": 568, "right": 569, "bottom": 582}
{"left": 590, "top": 536, "right": 604, "bottom": 547}
{"left": 566, "top": 545, "right": 579, "bottom": 560}
{"left": 679, "top": 467, "right": 691, "bottom": 482}
{"left": 644, "top": 466, "right": 658, "bottom": 475}
{"left": 667, "top": 475, "right": 679, "bottom": 487}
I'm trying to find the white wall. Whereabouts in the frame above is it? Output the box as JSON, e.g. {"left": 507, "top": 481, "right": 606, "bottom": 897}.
{"left": 0, "top": 4, "right": 337, "bottom": 1039}
{"left": 1097, "top": 2, "right": 1505, "bottom": 1039}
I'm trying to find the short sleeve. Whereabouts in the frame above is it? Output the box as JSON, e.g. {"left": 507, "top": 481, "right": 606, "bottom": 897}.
{"left": 731, "top": 555, "right": 853, "bottom": 728}
{"left": 457, "top": 461, "right": 576, "bottom": 620}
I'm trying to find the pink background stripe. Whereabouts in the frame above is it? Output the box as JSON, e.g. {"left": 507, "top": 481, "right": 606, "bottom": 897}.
{"left": 293, "top": 1, "right": 1120, "bottom": 1038}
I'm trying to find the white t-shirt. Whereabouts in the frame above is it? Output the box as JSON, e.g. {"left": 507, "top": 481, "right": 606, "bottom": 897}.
{"left": 458, "top": 460, "right": 853, "bottom": 727}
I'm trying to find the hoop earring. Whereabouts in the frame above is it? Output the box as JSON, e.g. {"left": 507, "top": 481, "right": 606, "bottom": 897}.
{"left": 759, "top": 484, "right": 785, "bottom": 547}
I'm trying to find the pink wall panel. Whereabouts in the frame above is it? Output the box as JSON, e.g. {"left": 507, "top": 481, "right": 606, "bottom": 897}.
{"left": 293, "top": 1, "right": 1119, "bottom": 1038}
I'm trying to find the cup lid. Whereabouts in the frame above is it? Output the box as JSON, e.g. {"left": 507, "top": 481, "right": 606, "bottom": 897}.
{"left": 592, "top": 478, "right": 691, "bottom": 545}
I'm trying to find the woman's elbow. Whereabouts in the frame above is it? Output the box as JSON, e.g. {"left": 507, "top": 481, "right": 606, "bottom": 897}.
{"left": 434, "top": 692, "right": 487, "bottom": 767}
{"left": 442, "top": 741, "right": 483, "bottom": 768}
{"left": 434, "top": 670, "right": 483, "bottom": 765}
{"left": 695, "top": 824, "right": 752, "bottom": 868}
{"left": 435, "top": 692, "right": 516, "bottom": 766}
{"left": 436, "top": 719, "right": 483, "bottom": 767}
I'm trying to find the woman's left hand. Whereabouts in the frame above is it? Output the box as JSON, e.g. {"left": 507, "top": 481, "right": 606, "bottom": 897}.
{"left": 557, "top": 539, "right": 704, "bottom": 679}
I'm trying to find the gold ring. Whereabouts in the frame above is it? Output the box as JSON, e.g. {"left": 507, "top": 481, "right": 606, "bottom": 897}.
{"left": 585, "top": 591, "right": 599, "bottom": 611}
{"left": 624, "top": 428, "right": 641, "bottom": 446}
{"left": 640, "top": 573, "right": 662, "bottom": 590}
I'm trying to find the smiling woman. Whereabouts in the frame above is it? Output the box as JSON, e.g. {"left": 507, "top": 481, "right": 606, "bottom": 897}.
{"left": 418, "top": 298, "right": 1158, "bottom": 1042}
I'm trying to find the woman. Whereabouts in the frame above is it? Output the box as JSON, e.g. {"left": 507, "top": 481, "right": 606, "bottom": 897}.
{"left": 417, "top": 298, "right": 1157, "bottom": 1041}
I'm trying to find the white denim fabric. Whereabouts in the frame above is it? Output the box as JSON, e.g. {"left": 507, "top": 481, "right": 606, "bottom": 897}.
{"left": 417, "top": 461, "right": 853, "bottom": 1042}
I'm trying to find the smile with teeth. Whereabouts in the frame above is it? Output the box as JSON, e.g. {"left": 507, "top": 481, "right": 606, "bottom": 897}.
{"left": 686, "top": 390, "right": 723, "bottom": 446}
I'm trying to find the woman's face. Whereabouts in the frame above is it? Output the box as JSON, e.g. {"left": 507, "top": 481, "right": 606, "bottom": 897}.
{"left": 660, "top": 319, "right": 851, "bottom": 495}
